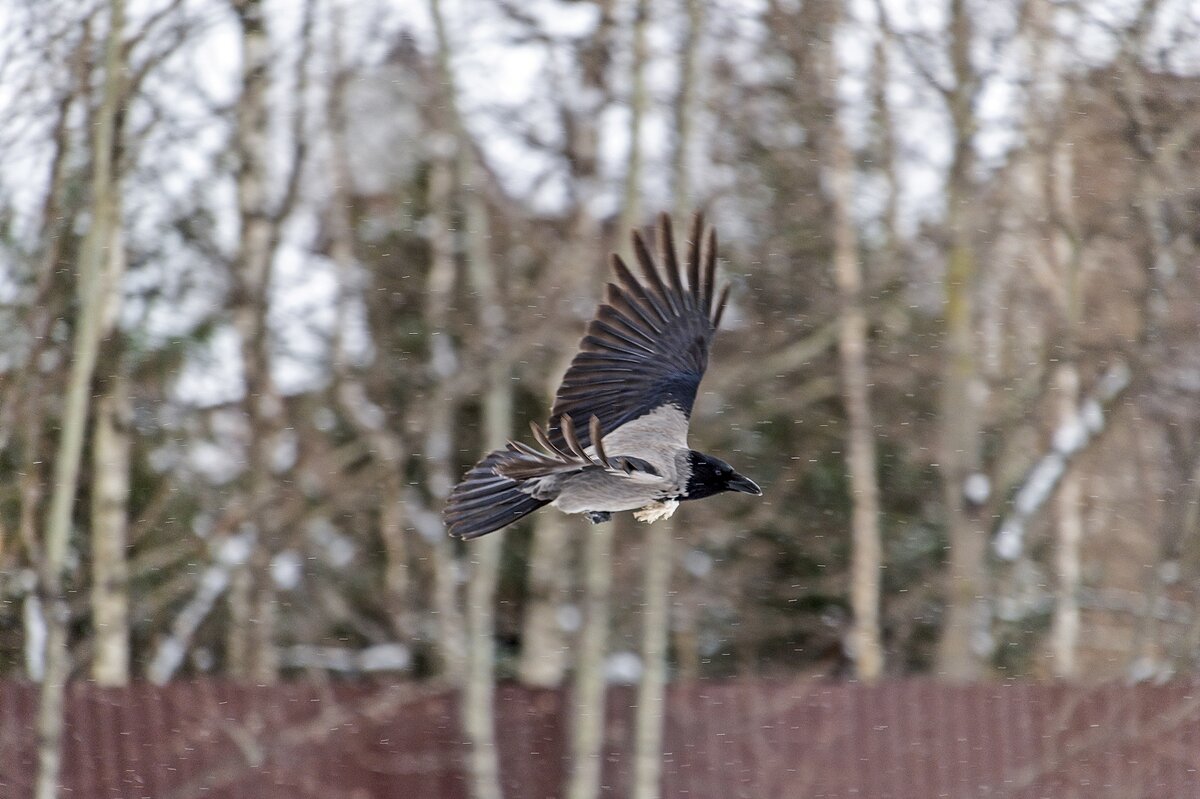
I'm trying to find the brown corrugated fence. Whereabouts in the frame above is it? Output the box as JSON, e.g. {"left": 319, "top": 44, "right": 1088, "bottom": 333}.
{"left": 1, "top": 679, "right": 1198, "bottom": 798}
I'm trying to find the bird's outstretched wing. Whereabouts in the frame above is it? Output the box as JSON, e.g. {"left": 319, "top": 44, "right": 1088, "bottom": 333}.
{"left": 547, "top": 212, "right": 729, "bottom": 450}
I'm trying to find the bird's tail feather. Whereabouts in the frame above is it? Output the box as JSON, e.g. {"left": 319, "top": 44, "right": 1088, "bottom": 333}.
{"left": 444, "top": 449, "right": 549, "bottom": 539}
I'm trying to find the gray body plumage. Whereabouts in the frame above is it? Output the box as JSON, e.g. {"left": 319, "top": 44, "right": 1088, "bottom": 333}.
{"left": 542, "top": 405, "right": 691, "bottom": 513}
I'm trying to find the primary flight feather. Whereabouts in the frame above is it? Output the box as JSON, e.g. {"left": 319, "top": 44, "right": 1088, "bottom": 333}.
{"left": 443, "top": 212, "right": 760, "bottom": 540}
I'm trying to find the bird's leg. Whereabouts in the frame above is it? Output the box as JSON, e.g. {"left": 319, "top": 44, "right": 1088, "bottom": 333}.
{"left": 585, "top": 511, "right": 613, "bottom": 525}
{"left": 633, "top": 499, "right": 679, "bottom": 524}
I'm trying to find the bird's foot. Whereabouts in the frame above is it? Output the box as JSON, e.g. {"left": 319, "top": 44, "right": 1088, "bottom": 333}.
{"left": 633, "top": 499, "right": 679, "bottom": 524}
{"left": 585, "top": 511, "right": 613, "bottom": 525}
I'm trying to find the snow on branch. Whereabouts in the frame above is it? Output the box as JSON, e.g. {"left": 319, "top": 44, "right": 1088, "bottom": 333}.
{"left": 993, "top": 361, "right": 1132, "bottom": 561}
{"left": 278, "top": 643, "right": 412, "bottom": 674}
{"left": 148, "top": 532, "right": 254, "bottom": 684}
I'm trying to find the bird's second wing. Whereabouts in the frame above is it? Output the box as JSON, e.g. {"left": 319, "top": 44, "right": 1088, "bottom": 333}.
{"left": 548, "top": 212, "right": 730, "bottom": 451}
{"left": 495, "top": 415, "right": 660, "bottom": 482}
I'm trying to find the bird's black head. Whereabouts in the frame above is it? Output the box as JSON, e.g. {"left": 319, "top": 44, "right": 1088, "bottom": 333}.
{"left": 682, "top": 451, "right": 762, "bottom": 501}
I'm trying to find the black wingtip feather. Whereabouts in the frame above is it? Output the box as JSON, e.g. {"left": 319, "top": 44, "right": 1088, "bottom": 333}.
{"left": 611, "top": 255, "right": 671, "bottom": 328}
{"left": 444, "top": 450, "right": 549, "bottom": 539}
{"left": 632, "top": 229, "right": 678, "bottom": 314}
{"left": 701, "top": 227, "right": 717, "bottom": 317}
{"left": 657, "top": 214, "right": 686, "bottom": 298}
{"left": 687, "top": 213, "right": 704, "bottom": 300}
{"left": 712, "top": 283, "right": 731, "bottom": 330}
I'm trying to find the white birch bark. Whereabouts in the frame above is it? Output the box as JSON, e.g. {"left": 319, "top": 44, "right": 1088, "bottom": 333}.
{"left": 226, "top": 0, "right": 282, "bottom": 683}
{"left": 519, "top": 0, "right": 618, "bottom": 691}
{"left": 566, "top": 515, "right": 614, "bottom": 799}
{"left": 37, "top": 1, "right": 124, "bottom": 795}
{"left": 567, "top": 5, "right": 619, "bottom": 799}
{"left": 932, "top": 0, "right": 988, "bottom": 681}
{"left": 824, "top": 37, "right": 884, "bottom": 682}
{"left": 324, "top": 10, "right": 413, "bottom": 639}
{"left": 1050, "top": 363, "right": 1082, "bottom": 677}
{"left": 90, "top": 229, "right": 132, "bottom": 686}
{"left": 617, "top": 0, "right": 649, "bottom": 243}
{"left": 632, "top": 512, "right": 673, "bottom": 799}
{"left": 633, "top": 2, "right": 703, "bottom": 794}
{"left": 428, "top": 1, "right": 510, "bottom": 794}
{"left": 423, "top": 0, "right": 467, "bottom": 683}
{"left": 517, "top": 512, "right": 573, "bottom": 686}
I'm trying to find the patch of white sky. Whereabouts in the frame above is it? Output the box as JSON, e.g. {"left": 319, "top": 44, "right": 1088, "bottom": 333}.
{"left": 442, "top": 0, "right": 598, "bottom": 212}
{"left": 0, "top": 3, "right": 89, "bottom": 254}
{"left": 9, "top": 0, "right": 1200, "bottom": 409}
{"left": 173, "top": 0, "right": 401, "bottom": 404}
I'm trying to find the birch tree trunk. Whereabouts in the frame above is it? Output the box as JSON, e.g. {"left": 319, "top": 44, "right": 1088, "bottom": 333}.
{"left": 37, "top": 1, "right": 124, "bottom": 795}
{"left": 519, "top": 0, "right": 617, "bottom": 690}
{"left": 823, "top": 24, "right": 884, "bottom": 682}
{"left": 429, "top": 0, "right": 509, "bottom": 793}
{"left": 1050, "top": 362, "right": 1082, "bottom": 676}
{"left": 423, "top": 0, "right": 467, "bottom": 682}
{"left": 632, "top": 513, "right": 672, "bottom": 799}
{"left": 617, "top": 0, "right": 649, "bottom": 242}
{"left": 517, "top": 513, "right": 573, "bottom": 686}
{"left": 669, "top": 0, "right": 707, "bottom": 682}
{"left": 17, "top": 31, "right": 84, "bottom": 683}
{"left": 462, "top": 358, "right": 508, "bottom": 799}
{"left": 91, "top": 228, "right": 131, "bottom": 686}
{"left": 324, "top": 8, "right": 413, "bottom": 641}
{"left": 566, "top": 8, "right": 618, "bottom": 798}
{"left": 869, "top": 31, "right": 900, "bottom": 269}
{"left": 423, "top": 184, "right": 467, "bottom": 681}
{"left": 633, "top": 3, "right": 701, "bottom": 794}
{"left": 671, "top": 0, "right": 703, "bottom": 222}
{"left": 934, "top": 0, "right": 988, "bottom": 681}
{"left": 1021, "top": 0, "right": 1080, "bottom": 673}
{"left": 567, "top": 514, "right": 614, "bottom": 799}
{"left": 226, "top": 0, "right": 281, "bottom": 683}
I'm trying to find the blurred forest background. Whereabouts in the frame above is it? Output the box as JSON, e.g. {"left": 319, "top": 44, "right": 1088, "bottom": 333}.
{"left": 1, "top": 0, "right": 1200, "bottom": 792}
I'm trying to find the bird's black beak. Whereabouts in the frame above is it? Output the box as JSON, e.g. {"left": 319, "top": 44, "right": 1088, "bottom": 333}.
{"left": 727, "top": 473, "right": 762, "bottom": 496}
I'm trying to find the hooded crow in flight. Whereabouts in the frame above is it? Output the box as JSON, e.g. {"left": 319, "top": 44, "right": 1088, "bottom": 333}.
{"left": 444, "top": 212, "right": 761, "bottom": 539}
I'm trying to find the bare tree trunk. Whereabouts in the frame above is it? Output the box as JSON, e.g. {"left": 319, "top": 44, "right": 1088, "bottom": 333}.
{"left": 632, "top": 515, "right": 672, "bottom": 799}
{"left": 428, "top": 0, "right": 510, "bottom": 792}
{"left": 423, "top": 0, "right": 467, "bottom": 682}
{"left": 458, "top": 214, "right": 508, "bottom": 792}
{"left": 671, "top": 0, "right": 704, "bottom": 222}
{"left": 12, "top": 38, "right": 83, "bottom": 649}
{"left": 934, "top": 0, "right": 988, "bottom": 681}
{"left": 633, "top": 3, "right": 702, "bottom": 793}
{"left": 37, "top": 1, "right": 124, "bottom": 795}
{"left": 462, "top": 365, "right": 508, "bottom": 799}
{"left": 518, "top": 512, "right": 573, "bottom": 685}
{"left": 519, "top": 0, "right": 617, "bottom": 691}
{"left": 1008, "top": 0, "right": 1084, "bottom": 677}
{"left": 823, "top": 28, "right": 884, "bottom": 682}
{"left": 324, "top": 9, "right": 413, "bottom": 641}
{"left": 426, "top": 399, "right": 467, "bottom": 683}
{"left": 868, "top": 28, "right": 900, "bottom": 271}
{"left": 91, "top": 228, "right": 131, "bottom": 686}
{"left": 567, "top": 6, "right": 621, "bottom": 799}
{"left": 226, "top": 0, "right": 283, "bottom": 683}
{"left": 617, "top": 0, "right": 649, "bottom": 242}
{"left": 1042, "top": 58, "right": 1083, "bottom": 675}
{"left": 1050, "top": 362, "right": 1082, "bottom": 676}
{"left": 567, "top": 516, "right": 614, "bottom": 799}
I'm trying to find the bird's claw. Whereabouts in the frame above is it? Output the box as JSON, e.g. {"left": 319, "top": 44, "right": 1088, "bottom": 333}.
{"left": 633, "top": 500, "right": 679, "bottom": 524}
{"left": 585, "top": 511, "right": 612, "bottom": 524}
